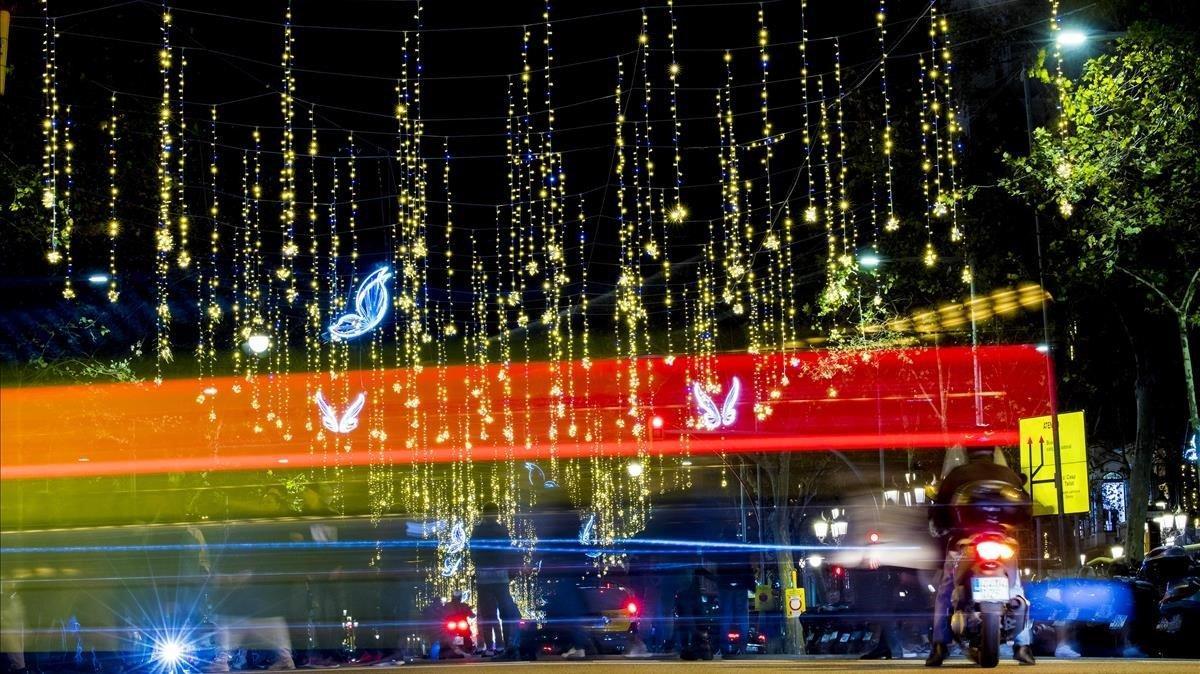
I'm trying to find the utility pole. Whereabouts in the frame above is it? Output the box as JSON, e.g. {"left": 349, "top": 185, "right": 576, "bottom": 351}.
{"left": 1022, "top": 68, "right": 1070, "bottom": 569}
{"left": 0, "top": 5, "right": 12, "bottom": 96}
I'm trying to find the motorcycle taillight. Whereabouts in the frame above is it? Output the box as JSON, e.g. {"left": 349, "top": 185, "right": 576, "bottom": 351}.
{"left": 974, "top": 535, "right": 1015, "bottom": 561}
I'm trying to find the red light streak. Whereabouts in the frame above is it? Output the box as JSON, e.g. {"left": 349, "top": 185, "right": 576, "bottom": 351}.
{"left": 1, "top": 346, "right": 1051, "bottom": 481}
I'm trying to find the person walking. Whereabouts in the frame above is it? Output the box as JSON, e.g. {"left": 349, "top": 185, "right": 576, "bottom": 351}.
{"left": 471, "top": 503, "right": 522, "bottom": 659}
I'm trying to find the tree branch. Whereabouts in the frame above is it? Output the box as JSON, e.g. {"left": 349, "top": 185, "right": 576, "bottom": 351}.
{"left": 1181, "top": 267, "right": 1200, "bottom": 315}
{"left": 1117, "top": 265, "right": 1179, "bottom": 314}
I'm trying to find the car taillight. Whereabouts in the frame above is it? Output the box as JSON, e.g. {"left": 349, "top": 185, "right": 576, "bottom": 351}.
{"left": 626, "top": 601, "right": 638, "bottom": 616}
{"left": 457, "top": 620, "right": 468, "bottom": 631}
{"left": 446, "top": 620, "right": 456, "bottom": 630}
{"left": 975, "top": 540, "right": 1014, "bottom": 561}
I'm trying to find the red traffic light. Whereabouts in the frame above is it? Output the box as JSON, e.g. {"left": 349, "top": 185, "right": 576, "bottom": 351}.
{"left": 626, "top": 601, "right": 639, "bottom": 615}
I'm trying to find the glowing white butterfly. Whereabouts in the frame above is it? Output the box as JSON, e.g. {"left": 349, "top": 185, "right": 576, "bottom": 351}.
{"left": 328, "top": 266, "right": 393, "bottom": 341}
{"left": 315, "top": 390, "right": 366, "bottom": 434}
{"left": 523, "top": 461, "right": 559, "bottom": 489}
{"left": 579, "top": 513, "right": 602, "bottom": 558}
{"left": 692, "top": 376, "right": 742, "bottom": 431}
{"left": 441, "top": 521, "right": 468, "bottom": 576}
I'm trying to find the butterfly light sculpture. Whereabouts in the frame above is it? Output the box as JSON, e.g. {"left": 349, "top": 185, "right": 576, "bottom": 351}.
{"left": 328, "top": 266, "right": 393, "bottom": 342}
{"left": 579, "top": 513, "right": 602, "bottom": 559}
{"left": 692, "top": 376, "right": 742, "bottom": 431}
{"left": 523, "top": 461, "right": 559, "bottom": 489}
{"left": 315, "top": 390, "right": 366, "bottom": 434}
{"left": 440, "top": 521, "right": 467, "bottom": 576}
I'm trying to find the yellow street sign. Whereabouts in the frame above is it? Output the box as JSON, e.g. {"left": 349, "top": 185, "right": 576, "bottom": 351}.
{"left": 785, "top": 587, "right": 806, "bottom": 618}
{"left": 1018, "top": 411, "right": 1089, "bottom": 515}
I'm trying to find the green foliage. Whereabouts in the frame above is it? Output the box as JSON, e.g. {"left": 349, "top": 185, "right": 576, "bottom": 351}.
{"left": 1003, "top": 23, "right": 1199, "bottom": 295}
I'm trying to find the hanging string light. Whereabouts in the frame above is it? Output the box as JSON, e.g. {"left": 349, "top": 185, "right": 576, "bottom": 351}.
{"left": 818, "top": 75, "right": 835, "bottom": 266}
{"left": 936, "top": 5, "right": 965, "bottom": 251}
{"left": 916, "top": 19, "right": 937, "bottom": 268}
{"left": 304, "top": 106, "right": 324, "bottom": 450}
{"left": 154, "top": 3, "right": 175, "bottom": 379}
{"left": 878, "top": 0, "right": 898, "bottom": 233}
{"left": 833, "top": 37, "right": 852, "bottom": 262}
{"left": 60, "top": 104, "right": 74, "bottom": 300}
{"left": 543, "top": 1, "right": 568, "bottom": 471}
{"left": 799, "top": 0, "right": 817, "bottom": 226}
{"left": 105, "top": 94, "right": 120, "bottom": 303}
{"left": 663, "top": 0, "right": 692, "bottom": 472}
{"left": 40, "top": 5, "right": 61, "bottom": 267}
{"left": 197, "top": 105, "right": 220, "bottom": 422}
{"left": 927, "top": 2, "right": 949, "bottom": 229}
{"left": 279, "top": 0, "right": 299, "bottom": 303}
{"left": 175, "top": 48, "right": 190, "bottom": 272}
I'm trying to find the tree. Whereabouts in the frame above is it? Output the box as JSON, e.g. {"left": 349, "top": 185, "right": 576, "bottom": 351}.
{"left": 1003, "top": 23, "right": 1200, "bottom": 559}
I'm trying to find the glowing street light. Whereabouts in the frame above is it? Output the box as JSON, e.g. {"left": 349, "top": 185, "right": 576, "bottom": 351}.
{"left": 1056, "top": 28, "right": 1087, "bottom": 48}
{"left": 87, "top": 273, "right": 110, "bottom": 285}
{"left": 858, "top": 251, "right": 882, "bottom": 270}
{"left": 246, "top": 334, "right": 271, "bottom": 355}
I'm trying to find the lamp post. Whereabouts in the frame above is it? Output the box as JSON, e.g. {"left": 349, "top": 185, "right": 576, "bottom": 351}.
{"left": 1020, "top": 28, "right": 1102, "bottom": 570}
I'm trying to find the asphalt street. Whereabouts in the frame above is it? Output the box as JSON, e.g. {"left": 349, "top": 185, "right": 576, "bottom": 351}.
{"left": 324, "top": 657, "right": 1200, "bottom": 673}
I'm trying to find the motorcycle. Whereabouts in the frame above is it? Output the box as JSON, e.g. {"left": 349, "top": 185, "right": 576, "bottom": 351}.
{"left": 440, "top": 611, "right": 474, "bottom": 656}
{"left": 944, "top": 479, "right": 1032, "bottom": 668}
{"left": 1145, "top": 545, "right": 1200, "bottom": 657}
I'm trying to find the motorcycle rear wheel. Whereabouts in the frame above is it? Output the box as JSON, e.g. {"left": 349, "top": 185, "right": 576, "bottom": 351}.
{"left": 978, "top": 612, "right": 1000, "bottom": 668}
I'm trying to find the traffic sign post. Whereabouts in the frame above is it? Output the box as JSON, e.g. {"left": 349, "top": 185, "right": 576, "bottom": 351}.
{"left": 1019, "top": 411, "right": 1089, "bottom": 516}
{"left": 785, "top": 587, "right": 806, "bottom": 618}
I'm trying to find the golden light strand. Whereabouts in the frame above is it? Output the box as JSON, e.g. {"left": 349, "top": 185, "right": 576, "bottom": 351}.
{"left": 105, "top": 94, "right": 120, "bottom": 302}
{"left": 799, "top": 0, "right": 817, "bottom": 226}
{"left": 155, "top": 4, "right": 175, "bottom": 380}
{"left": 176, "top": 48, "right": 191, "bottom": 273}
{"left": 40, "top": 6, "right": 61, "bottom": 267}
{"left": 878, "top": 0, "right": 898, "bottom": 233}
{"left": 917, "top": 23, "right": 937, "bottom": 268}
{"left": 60, "top": 105, "right": 74, "bottom": 300}
{"left": 279, "top": 0, "right": 299, "bottom": 301}
{"left": 661, "top": 8, "right": 683, "bottom": 352}
{"left": 198, "top": 106, "right": 220, "bottom": 423}
{"left": 833, "top": 38, "right": 852, "bottom": 260}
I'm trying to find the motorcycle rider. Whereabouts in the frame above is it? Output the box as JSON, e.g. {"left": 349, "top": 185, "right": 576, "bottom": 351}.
{"left": 926, "top": 446, "right": 1035, "bottom": 667}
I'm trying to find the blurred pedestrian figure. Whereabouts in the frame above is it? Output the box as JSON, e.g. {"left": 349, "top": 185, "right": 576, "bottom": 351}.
{"left": 537, "top": 492, "right": 593, "bottom": 660}
{"left": 0, "top": 576, "right": 26, "bottom": 674}
{"left": 715, "top": 524, "right": 753, "bottom": 656}
{"left": 471, "top": 503, "right": 521, "bottom": 658}
{"left": 675, "top": 567, "right": 713, "bottom": 660}
{"left": 206, "top": 488, "right": 296, "bottom": 671}
{"left": 291, "top": 484, "right": 344, "bottom": 668}
{"left": 420, "top": 596, "right": 447, "bottom": 660}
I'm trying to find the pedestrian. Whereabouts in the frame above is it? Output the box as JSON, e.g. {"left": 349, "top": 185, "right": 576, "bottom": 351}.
{"left": 715, "top": 524, "right": 753, "bottom": 656}
{"left": 470, "top": 503, "right": 522, "bottom": 659}
{"left": 537, "top": 493, "right": 593, "bottom": 660}
{"left": 206, "top": 488, "right": 296, "bottom": 671}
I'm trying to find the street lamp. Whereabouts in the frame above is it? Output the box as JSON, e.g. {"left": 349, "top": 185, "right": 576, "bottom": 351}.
{"left": 1056, "top": 28, "right": 1087, "bottom": 48}
{"left": 1021, "top": 25, "right": 1097, "bottom": 571}
{"left": 813, "top": 519, "right": 829, "bottom": 543}
{"left": 858, "top": 251, "right": 882, "bottom": 270}
{"left": 246, "top": 334, "right": 271, "bottom": 355}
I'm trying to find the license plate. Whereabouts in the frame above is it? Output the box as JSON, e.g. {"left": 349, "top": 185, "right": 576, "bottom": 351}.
{"left": 971, "top": 576, "right": 1009, "bottom": 602}
{"left": 453, "top": 636, "right": 464, "bottom": 646}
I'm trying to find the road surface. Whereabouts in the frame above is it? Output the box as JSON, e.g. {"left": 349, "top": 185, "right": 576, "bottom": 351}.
{"left": 326, "top": 657, "right": 1199, "bottom": 673}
